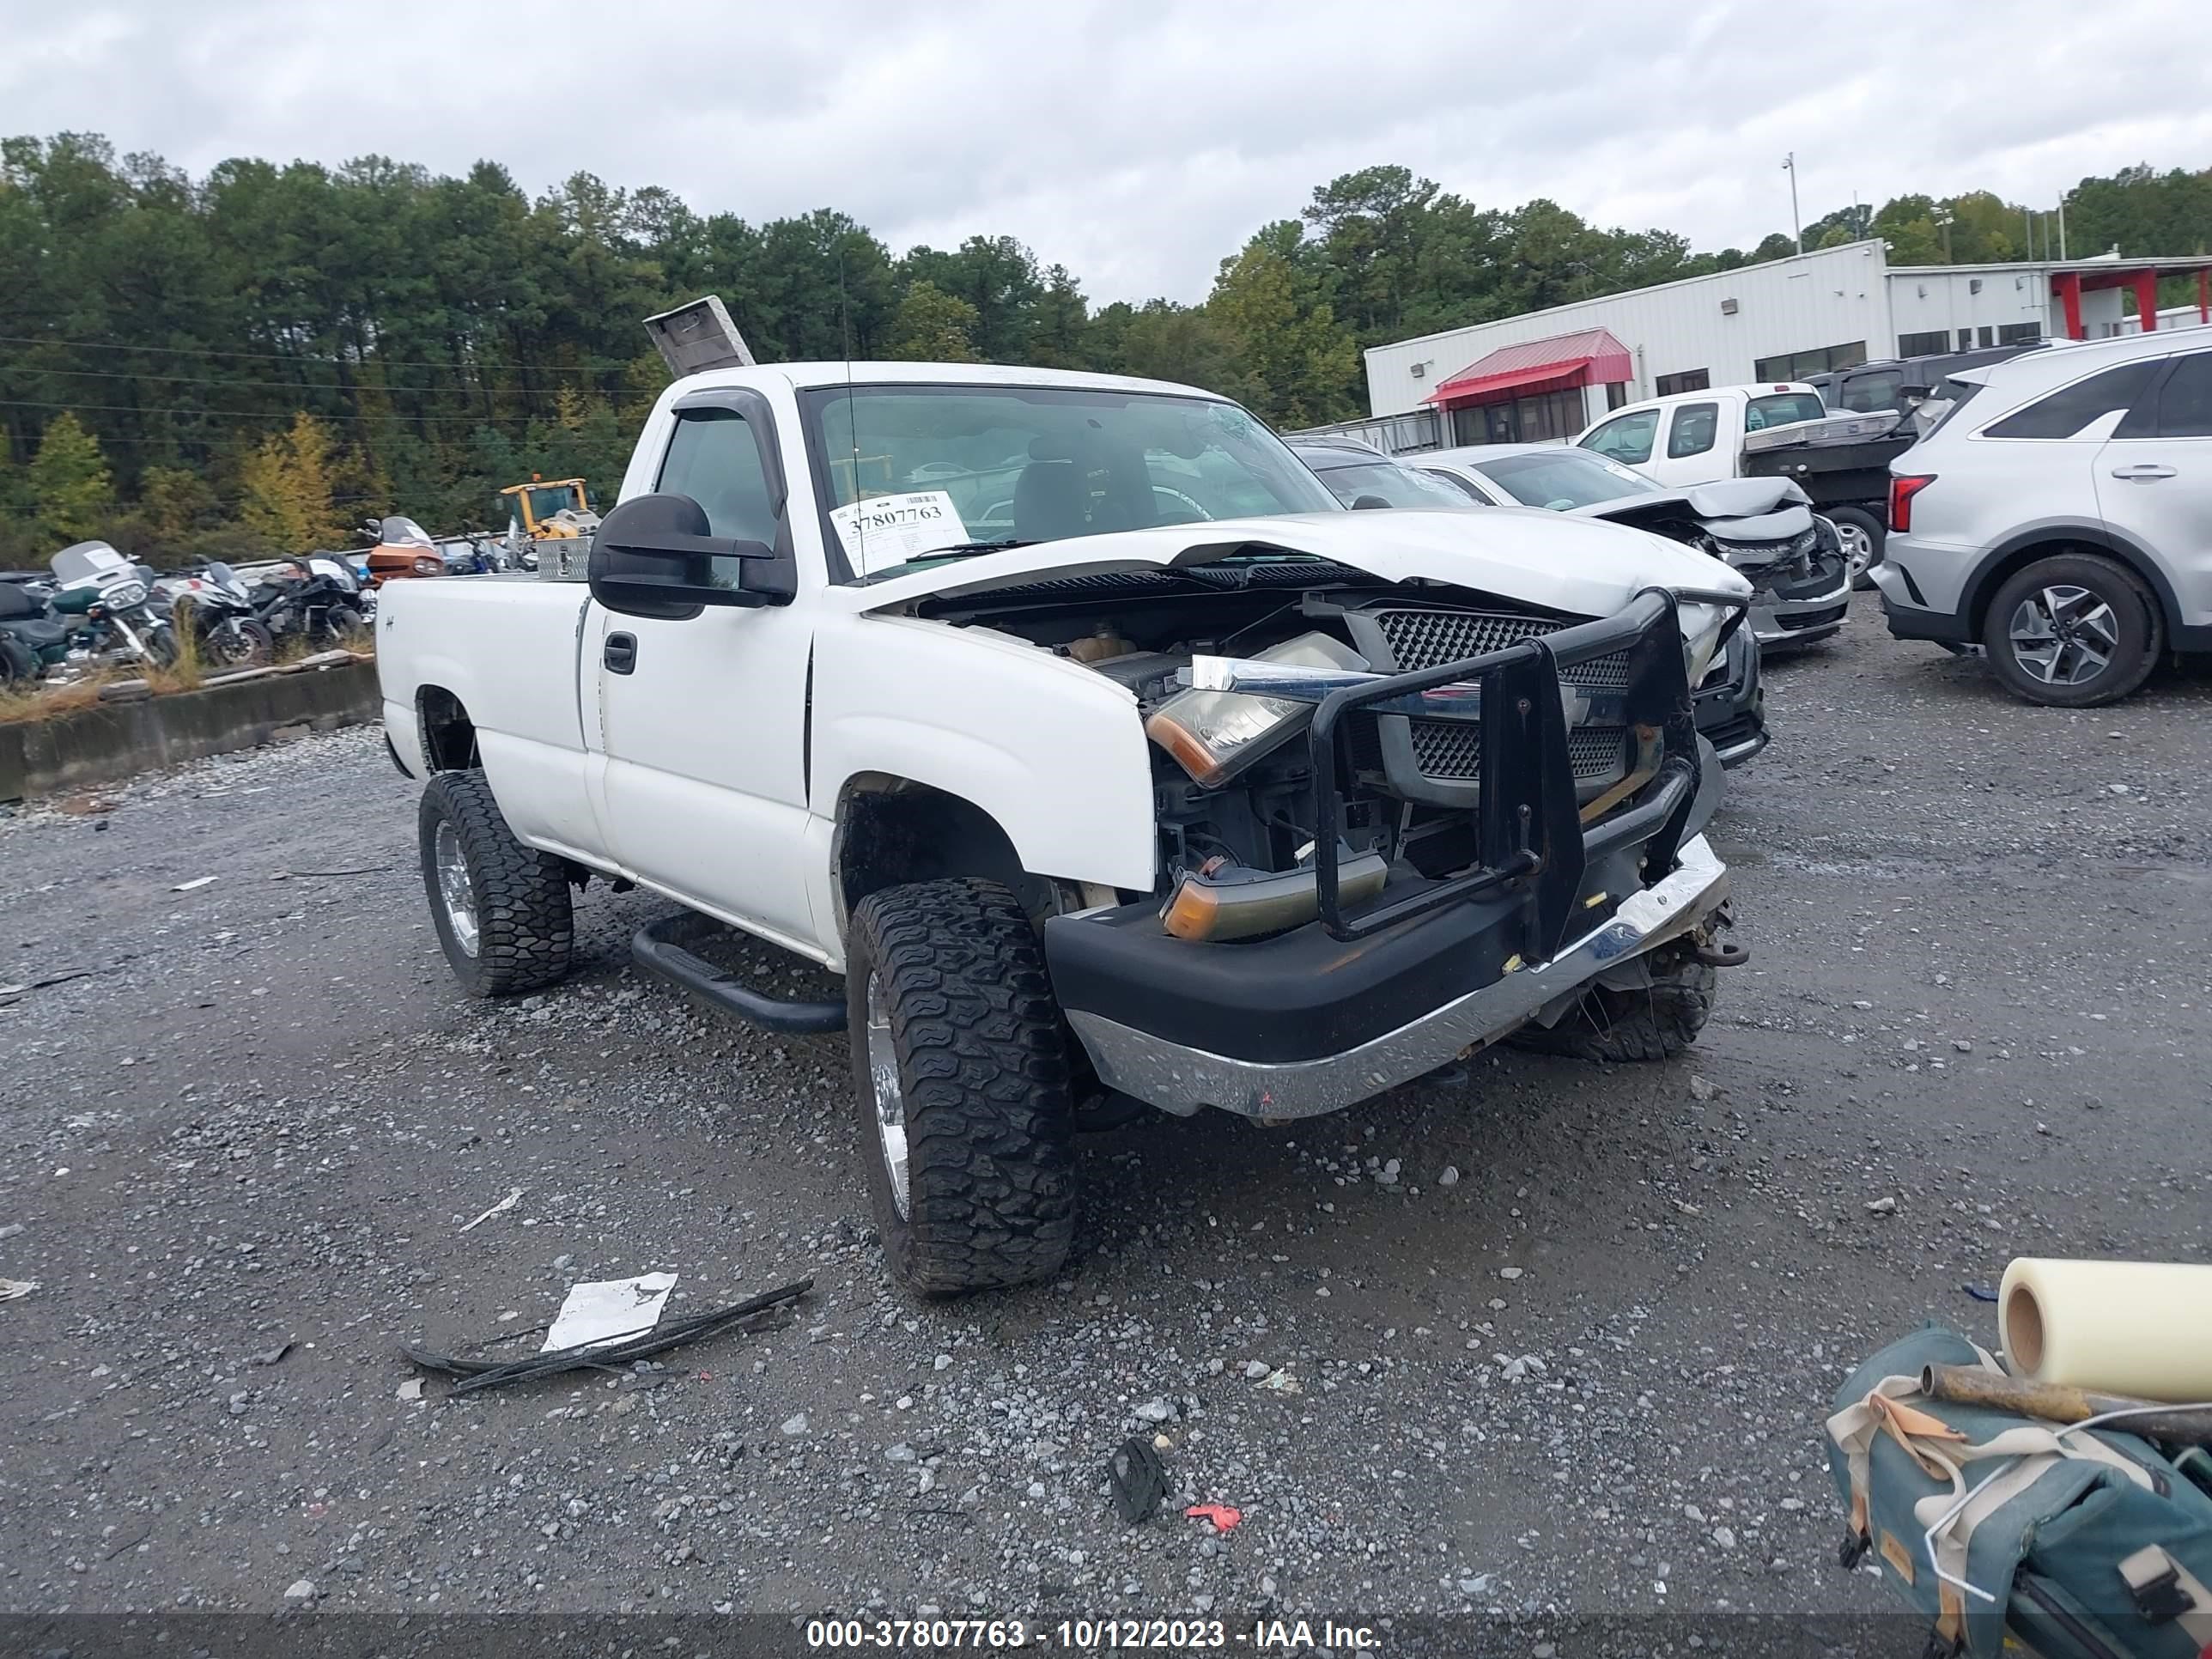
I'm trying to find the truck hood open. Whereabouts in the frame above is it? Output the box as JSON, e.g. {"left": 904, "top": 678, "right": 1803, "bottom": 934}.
{"left": 836, "top": 509, "right": 1749, "bottom": 629}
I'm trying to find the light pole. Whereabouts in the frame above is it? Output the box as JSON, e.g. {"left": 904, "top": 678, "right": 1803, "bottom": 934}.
{"left": 1783, "top": 153, "right": 1802, "bottom": 254}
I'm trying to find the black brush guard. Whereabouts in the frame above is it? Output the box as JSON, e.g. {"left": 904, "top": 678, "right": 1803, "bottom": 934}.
{"left": 1309, "top": 587, "right": 1719, "bottom": 957}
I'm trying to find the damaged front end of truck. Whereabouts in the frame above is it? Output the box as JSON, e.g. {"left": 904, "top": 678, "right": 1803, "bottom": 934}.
{"left": 876, "top": 526, "right": 1751, "bottom": 1121}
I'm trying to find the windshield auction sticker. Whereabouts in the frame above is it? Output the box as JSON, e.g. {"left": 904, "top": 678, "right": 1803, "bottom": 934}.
{"left": 830, "top": 489, "right": 966, "bottom": 575}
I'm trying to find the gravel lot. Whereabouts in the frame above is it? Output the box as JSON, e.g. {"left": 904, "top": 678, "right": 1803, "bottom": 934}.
{"left": 3, "top": 620, "right": 2209, "bottom": 1645}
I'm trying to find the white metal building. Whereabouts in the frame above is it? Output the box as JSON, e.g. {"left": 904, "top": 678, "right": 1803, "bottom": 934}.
{"left": 1358, "top": 241, "right": 2212, "bottom": 451}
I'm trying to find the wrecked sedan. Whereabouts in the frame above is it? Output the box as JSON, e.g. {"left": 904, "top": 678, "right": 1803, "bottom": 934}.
{"left": 1294, "top": 438, "right": 1767, "bottom": 768}
{"left": 377, "top": 361, "right": 1753, "bottom": 1296}
{"left": 1418, "top": 443, "right": 1851, "bottom": 647}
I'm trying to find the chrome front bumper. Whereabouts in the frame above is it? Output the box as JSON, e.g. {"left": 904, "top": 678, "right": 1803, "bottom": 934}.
{"left": 1747, "top": 575, "right": 1850, "bottom": 646}
{"left": 1065, "top": 836, "right": 1730, "bottom": 1121}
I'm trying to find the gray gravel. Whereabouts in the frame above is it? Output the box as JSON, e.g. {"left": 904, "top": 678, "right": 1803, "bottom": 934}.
{"left": 3, "top": 621, "right": 2209, "bottom": 1632}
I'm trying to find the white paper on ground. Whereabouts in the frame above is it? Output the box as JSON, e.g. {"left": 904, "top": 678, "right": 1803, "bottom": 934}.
{"left": 542, "top": 1272, "right": 677, "bottom": 1353}
{"left": 829, "top": 490, "right": 966, "bottom": 576}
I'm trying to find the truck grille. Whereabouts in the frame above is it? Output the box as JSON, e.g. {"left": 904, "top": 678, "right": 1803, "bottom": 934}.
{"left": 1368, "top": 608, "right": 1630, "bottom": 689}
{"left": 1360, "top": 605, "right": 1632, "bottom": 794}
{"left": 1407, "top": 720, "right": 1633, "bottom": 783}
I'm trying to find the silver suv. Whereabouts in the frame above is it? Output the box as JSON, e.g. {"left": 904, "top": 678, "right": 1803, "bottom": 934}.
{"left": 1875, "top": 331, "right": 2212, "bottom": 705}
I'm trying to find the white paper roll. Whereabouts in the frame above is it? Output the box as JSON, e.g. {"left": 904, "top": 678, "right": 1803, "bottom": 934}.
{"left": 2000, "top": 1257, "right": 2212, "bottom": 1401}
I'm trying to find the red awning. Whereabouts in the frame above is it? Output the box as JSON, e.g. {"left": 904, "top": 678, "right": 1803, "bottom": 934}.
{"left": 1424, "top": 327, "right": 1633, "bottom": 407}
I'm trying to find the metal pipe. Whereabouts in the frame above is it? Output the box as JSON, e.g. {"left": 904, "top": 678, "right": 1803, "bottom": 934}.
{"left": 1922, "top": 1364, "right": 2212, "bottom": 1446}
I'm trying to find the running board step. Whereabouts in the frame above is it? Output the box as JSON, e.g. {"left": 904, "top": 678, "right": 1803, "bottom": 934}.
{"left": 630, "top": 915, "right": 846, "bottom": 1035}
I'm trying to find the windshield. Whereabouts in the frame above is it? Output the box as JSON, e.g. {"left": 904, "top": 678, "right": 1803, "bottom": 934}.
{"left": 528, "top": 485, "right": 580, "bottom": 520}
{"left": 1471, "top": 449, "right": 1654, "bottom": 510}
{"left": 799, "top": 384, "right": 1338, "bottom": 580}
{"left": 380, "top": 516, "right": 434, "bottom": 547}
{"left": 1745, "top": 392, "right": 1826, "bottom": 430}
{"left": 51, "top": 541, "right": 131, "bottom": 584}
{"left": 1835, "top": 370, "right": 1905, "bottom": 413}
{"left": 1308, "top": 459, "right": 1473, "bottom": 510}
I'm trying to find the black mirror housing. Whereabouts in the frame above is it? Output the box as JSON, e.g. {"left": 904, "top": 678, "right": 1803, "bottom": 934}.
{"left": 587, "top": 493, "right": 773, "bottom": 619}
{"left": 1350, "top": 494, "right": 1393, "bottom": 511}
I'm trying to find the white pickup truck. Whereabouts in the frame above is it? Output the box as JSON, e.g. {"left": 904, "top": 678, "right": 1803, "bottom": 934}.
{"left": 1577, "top": 382, "right": 1909, "bottom": 586}
{"left": 377, "top": 356, "right": 1752, "bottom": 1295}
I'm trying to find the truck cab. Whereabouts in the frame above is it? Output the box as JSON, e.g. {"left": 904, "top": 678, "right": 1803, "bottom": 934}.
{"left": 378, "top": 346, "right": 1751, "bottom": 1297}
{"left": 1574, "top": 384, "right": 1830, "bottom": 489}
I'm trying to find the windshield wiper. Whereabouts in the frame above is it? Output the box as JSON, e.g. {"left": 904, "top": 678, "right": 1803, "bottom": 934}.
{"left": 913, "top": 539, "right": 1035, "bottom": 557}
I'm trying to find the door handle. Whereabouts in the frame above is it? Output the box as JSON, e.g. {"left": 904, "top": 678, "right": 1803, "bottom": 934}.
{"left": 603, "top": 631, "right": 637, "bottom": 674}
{"left": 2109, "top": 464, "right": 2177, "bottom": 481}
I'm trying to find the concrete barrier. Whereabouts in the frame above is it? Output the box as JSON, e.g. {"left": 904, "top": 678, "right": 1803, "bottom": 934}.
{"left": 0, "top": 659, "right": 382, "bottom": 804}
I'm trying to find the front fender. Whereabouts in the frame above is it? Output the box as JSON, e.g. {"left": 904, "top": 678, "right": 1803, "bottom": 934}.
{"left": 810, "top": 613, "right": 1156, "bottom": 891}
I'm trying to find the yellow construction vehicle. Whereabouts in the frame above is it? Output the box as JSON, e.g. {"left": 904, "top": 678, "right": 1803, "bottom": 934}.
{"left": 498, "top": 476, "right": 600, "bottom": 578}
{"left": 499, "top": 476, "right": 597, "bottom": 539}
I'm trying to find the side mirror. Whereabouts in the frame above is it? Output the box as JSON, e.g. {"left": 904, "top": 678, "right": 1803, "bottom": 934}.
{"left": 1350, "top": 494, "right": 1393, "bottom": 510}
{"left": 587, "top": 493, "right": 773, "bottom": 620}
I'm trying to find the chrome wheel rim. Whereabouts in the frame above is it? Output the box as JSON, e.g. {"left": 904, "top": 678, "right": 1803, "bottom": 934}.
{"left": 2008, "top": 585, "right": 2118, "bottom": 686}
{"left": 1836, "top": 522, "right": 1875, "bottom": 582}
{"left": 433, "top": 821, "right": 480, "bottom": 956}
{"left": 865, "top": 971, "right": 910, "bottom": 1219}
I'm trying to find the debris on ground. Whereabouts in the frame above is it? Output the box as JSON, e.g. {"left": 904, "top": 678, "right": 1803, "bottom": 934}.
{"left": 543, "top": 1271, "right": 675, "bottom": 1351}
{"left": 457, "top": 1186, "right": 526, "bottom": 1233}
{"left": 396, "top": 1378, "right": 424, "bottom": 1401}
{"left": 0, "top": 966, "right": 108, "bottom": 1005}
{"left": 400, "top": 1279, "right": 810, "bottom": 1396}
{"left": 250, "top": 1342, "right": 292, "bottom": 1366}
{"left": 173, "top": 875, "right": 218, "bottom": 891}
{"left": 1106, "top": 1436, "right": 1169, "bottom": 1526}
{"left": 1866, "top": 1196, "right": 1899, "bottom": 1215}
{"left": 1185, "top": 1504, "right": 1243, "bottom": 1533}
{"left": 1963, "top": 1283, "right": 1999, "bottom": 1303}
{"left": 1256, "top": 1369, "right": 1303, "bottom": 1395}
{"left": 1689, "top": 1074, "right": 1717, "bottom": 1101}
{"left": 0, "top": 1278, "right": 37, "bottom": 1302}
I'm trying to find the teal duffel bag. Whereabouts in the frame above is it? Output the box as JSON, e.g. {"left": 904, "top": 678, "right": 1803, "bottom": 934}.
{"left": 1826, "top": 1326, "right": 2212, "bottom": 1659}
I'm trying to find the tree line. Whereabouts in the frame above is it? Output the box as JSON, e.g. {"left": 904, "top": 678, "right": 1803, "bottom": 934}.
{"left": 2, "top": 132, "right": 2206, "bottom": 568}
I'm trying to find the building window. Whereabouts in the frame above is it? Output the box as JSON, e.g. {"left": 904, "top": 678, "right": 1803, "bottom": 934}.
{"left": 1655, "top": 368, "right": 1711, "bottom": 397}
{"left": 1997, "top": 322, "right": 2042, "bottom": 345}
{"left": 1449, "top": 385, "right": 1590, "bottom": 447}
{"left": 1957, "top": 329, "right": 1973, "bottom": 351}
{"left": 1898, "top": 330, "right": 1950, "bottom": 357}
{"left": 1977, "top": 326, "right": 1995, "bottom": 348}
{"left": 1753, "top": 341, "right": 1868, "bottom": 381}
{"left": 1606, "top": 381, "right": 1628, "bottom": 410}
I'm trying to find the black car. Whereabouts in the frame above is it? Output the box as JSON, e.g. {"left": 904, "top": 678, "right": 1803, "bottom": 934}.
{"left": 1286, "top": 439, "right": 1770, "bottom": 769}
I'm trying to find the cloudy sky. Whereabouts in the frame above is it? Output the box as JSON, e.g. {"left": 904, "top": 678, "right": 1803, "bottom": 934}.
{"left": 5, "top": 0, "right": 2209, "bottom": 304}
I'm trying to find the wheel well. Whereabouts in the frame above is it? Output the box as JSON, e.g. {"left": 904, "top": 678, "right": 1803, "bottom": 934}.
{"left": 416, "top": 685, "right": 479, "bottom": 772}
{"left": 832, "top": 775, "right": 1053, "bottom": 939}
{"left": 1965, "top": 537, "right": 2170, "bottom": 638}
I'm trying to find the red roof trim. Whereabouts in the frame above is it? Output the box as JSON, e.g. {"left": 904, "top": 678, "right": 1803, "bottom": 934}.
{"left": 1425, "top": 327, "right": 1633, "bottom": 407}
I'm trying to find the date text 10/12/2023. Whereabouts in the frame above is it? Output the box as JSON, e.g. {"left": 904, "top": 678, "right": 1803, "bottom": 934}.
{"left": 804, "top": 1617, "right": 1382, "bottom": 1650}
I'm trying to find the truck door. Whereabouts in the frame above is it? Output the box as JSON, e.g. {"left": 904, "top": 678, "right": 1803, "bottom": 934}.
{"left": 586, "top": 395, "right": 821, "bottom": 953}
{"left": 1649, "top": 399, "right": 1724, "bottom": 487}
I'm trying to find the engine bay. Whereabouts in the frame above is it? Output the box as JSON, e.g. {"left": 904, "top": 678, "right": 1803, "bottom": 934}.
{"left": 914, "top": 563, "right": 1625, "bottom": 910}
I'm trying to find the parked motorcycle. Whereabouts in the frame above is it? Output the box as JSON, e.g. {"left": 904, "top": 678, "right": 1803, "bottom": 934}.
{"left": 154, "top": 562, "right": 276, "bottom": 669}
{"left": 0, "top": 580, "right": 72, "bottom": 684}
{"left": 248, "top": 559, "right": 372, "bottom": 649}
{"left": 361, "top": 516, "right": 445, "bottom": 586}
{"left": 47, "top": 542, "right": 179, "bottom": 667}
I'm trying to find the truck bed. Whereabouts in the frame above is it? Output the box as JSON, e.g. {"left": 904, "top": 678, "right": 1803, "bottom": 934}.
{"left": 1742, "top": 434, "right": 1912, "bottom": 511}
{"left": 375, "top": 574, "right": 593, "bottom": 811}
